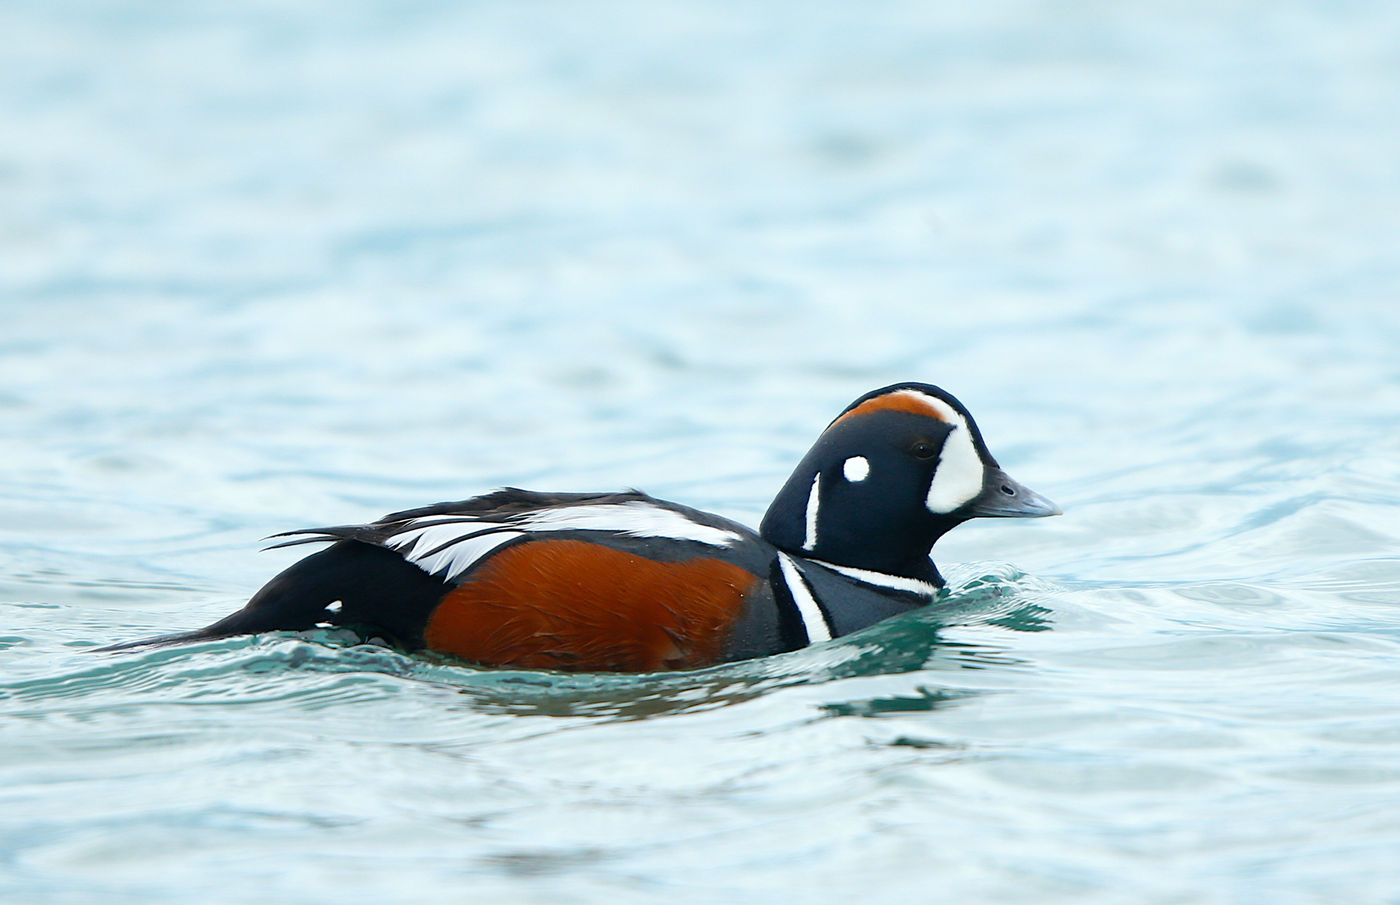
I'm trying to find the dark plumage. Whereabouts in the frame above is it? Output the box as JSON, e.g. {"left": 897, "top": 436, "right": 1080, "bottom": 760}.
{"left": 98, "top": 383, "right": 1059, "bottom": 670}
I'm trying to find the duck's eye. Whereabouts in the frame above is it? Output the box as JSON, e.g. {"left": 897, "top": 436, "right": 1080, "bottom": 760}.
{"left": 910, "top": 441, "right": 938, "bottom": 460}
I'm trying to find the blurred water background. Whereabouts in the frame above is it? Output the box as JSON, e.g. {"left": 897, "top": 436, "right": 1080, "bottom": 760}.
{"left": 3, "top": 2, "right": 1400, "bottom": 903}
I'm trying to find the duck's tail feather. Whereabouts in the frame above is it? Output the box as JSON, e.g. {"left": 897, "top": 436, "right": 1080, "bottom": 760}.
{"left": 90, "top": 555, "right": 341, "bottom": 653}
{"left": 93, "top": 542, "right": 448, "bottom": 653}
{"left": 92, "top": 627, "right": 239, "bottom": 652}
{"left": 90, "top": 596, "right": 324, "bottom": 652}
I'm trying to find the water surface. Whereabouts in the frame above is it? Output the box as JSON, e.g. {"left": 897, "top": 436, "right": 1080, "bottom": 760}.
{"left": 3, "top": 2, "right": 1400, "bottom": 903}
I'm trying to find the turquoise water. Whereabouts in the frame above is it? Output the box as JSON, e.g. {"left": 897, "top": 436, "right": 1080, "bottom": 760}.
{"left": 4, "top": 2, "right": 1400, "bottom": 902}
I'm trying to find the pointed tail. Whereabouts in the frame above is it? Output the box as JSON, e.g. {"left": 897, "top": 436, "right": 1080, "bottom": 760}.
{"left": 92, "top": 542, "right": 450, "bottom": 653}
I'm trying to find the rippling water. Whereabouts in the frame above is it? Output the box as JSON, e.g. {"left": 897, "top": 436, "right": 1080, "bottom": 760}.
{"left": 4, "top": 2, "right": 1400, "bottom": 903}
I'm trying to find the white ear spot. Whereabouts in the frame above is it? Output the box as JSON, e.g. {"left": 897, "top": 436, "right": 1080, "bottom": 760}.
{"left": 925, "top": 423, "right": 985, "bottom": 514}
{"left": 842, "top": 456, "right": 870, "bottom": 482}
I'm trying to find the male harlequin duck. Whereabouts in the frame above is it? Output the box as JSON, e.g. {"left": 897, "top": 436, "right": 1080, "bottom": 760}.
{"left": 99, "top": 383, "right": 1059, "bottom": 670}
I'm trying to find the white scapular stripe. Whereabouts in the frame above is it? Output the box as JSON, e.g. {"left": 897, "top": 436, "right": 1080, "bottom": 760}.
{"left": 384, "top": 499, "right": 741, "bottom": 581}
{"left": 778, "top": 553, "right": 832, "bottom": 644}
{"left": 803, "top": 474, "right": 821, "bottom": 551}
{"left": 385, "top": 521, "right": 493, "bottom": 557}
{"left": 385, "top": 522, "right": 524, "bottom": 580}
{"left": 515, "top": 501, "right": 741, "bottom": 545}
{"left": 413, "top": 531, "right": 523, "bottom": 579}
{"left": 811, "top": 559, "right": 938, "bottom": 597}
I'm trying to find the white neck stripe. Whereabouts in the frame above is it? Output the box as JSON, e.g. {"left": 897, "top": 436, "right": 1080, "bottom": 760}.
{"left": 778, "top": 553, "right": 832, "bottom": 644}
{"left": 808, "top": 559, "right": 938, "bottom": 597}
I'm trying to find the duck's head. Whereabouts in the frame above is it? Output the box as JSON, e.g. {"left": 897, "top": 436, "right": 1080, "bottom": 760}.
{"left": 759, "top": 382, "right": 1059, "bottom": 584}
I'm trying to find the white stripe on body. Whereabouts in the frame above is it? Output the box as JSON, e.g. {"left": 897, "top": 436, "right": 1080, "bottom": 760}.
{"left": 777, "top": 552, "right": 832, "bottom": 644}
{"left": 802, "top": 474, "right": 821, "bottom": 551}
{"left": 384, "top": 499, "right": 741, "bottom": 581}
{"left": 809, "top": 559, "right": 938, "bottom": 597}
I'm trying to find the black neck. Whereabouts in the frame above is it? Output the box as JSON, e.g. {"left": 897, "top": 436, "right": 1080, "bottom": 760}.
{"left": 759, "top": 467, "right": 960, "bottom": 583}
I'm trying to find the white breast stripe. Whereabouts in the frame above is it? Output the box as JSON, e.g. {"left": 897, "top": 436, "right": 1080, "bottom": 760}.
{"left": 803, "top": 474, "right": 821, "bottom": 551}
{"left": 516, "top": 501, "right": 741, "bottom": 545}
{"left": 811, "top": 559, "right": 938, "bottom": 597}
{"left": 778, "top": 553, "right": 832, "bottom": 644}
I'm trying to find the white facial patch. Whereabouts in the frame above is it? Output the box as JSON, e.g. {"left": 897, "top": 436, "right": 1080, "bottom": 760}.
{"left": 842, "top": 456, "right": 870, "bottom": 482}
{"left": 925, "top": 419, "right": 986, "bottom": 514}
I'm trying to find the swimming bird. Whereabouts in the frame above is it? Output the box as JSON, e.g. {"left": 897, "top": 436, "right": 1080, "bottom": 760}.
{"left": 98, "top": 383, "right": 1059, "bottom": 670}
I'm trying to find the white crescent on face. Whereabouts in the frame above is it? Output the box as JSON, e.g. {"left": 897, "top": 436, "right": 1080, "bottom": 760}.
{"left": 805, "top": 388, "right": 991, "bottom": 542}
{"left": 925, "top": 420, "right": 985, "bottom": 514}
{"left": 901, "top": 391, "right": 986, "bottom": 515}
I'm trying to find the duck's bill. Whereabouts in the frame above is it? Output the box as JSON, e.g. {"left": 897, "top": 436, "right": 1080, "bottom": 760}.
{"left": 964, "top": 468, "right": 1062, "bottom": 518}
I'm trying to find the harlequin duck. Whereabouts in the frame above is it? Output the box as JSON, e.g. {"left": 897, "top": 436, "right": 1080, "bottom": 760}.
{"left": 98, "top": 383, "right": 1059, "bottom": 670}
